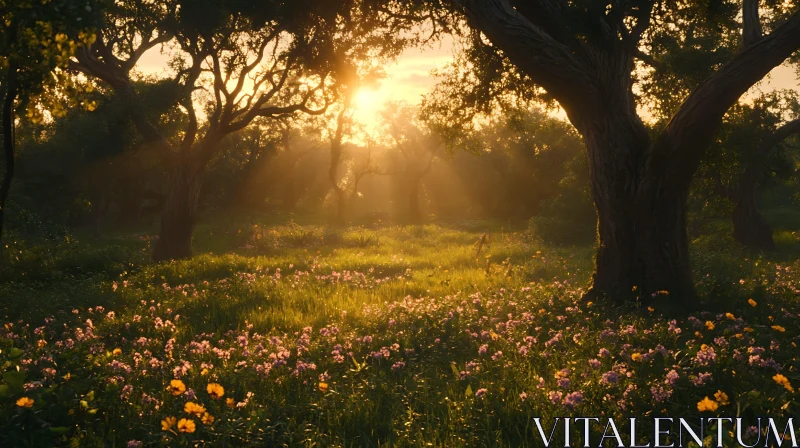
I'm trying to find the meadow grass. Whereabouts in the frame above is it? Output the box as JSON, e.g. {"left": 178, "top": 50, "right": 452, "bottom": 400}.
{"left": 1, "top": 213, "right": 799, "bottom": 446}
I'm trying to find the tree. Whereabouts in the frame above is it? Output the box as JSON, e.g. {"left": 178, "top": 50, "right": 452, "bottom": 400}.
{"left": 71, "top": 0, "right": 405, "bottom": 261}
{"left": 381, "top": 103, "right": 439, "bottom": 224}
{"left": 0, "top": 0, "right": 101, "bottom": 240}
{"left": 393, "top": 0, "right": 800, "bottom": 304}
{"left": 10, "top": 79, "right": 181, "bottom": 235}
{"left": 689, "top": 92, "right": 800, "bottom": 250}
{"left": 328, "top": 88, "right": 355, "bottom": 226}
{"left": 731, "top": 98, "right": 800, "bottom": 250}
{"left": 349, "top": 138, "right": 380, "bottom": 206}
{"left": 325, "top": 66, "right": 382, "bottom": 225}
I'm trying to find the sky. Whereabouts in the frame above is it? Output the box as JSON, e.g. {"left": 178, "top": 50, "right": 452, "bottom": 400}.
{"left": 351, "top": 38, "right": 455, "bottom": 128}
{"left": 135, "top": 36, "right": 797, "bottom": 132}
{"left": 135, "top": 38, "right": 456, "bottom": 132}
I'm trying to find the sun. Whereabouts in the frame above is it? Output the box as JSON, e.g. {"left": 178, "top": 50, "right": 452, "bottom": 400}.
{"left": 354, "top": 87, "right": 378, "bottom": 110}
{"left": 351, "top": 87, "right": 385, "bottom": 135}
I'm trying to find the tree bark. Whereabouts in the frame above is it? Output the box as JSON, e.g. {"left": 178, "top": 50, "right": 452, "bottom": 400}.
{"left": 152, "top": 157, "right": 205, "bottom": 261}
{"left": 579, "top": 119, "right": 702, "bottom": 304}
{"left": 1, "top": 60, "right": 18, "bottom": 242}
{"left": 454, "top": 0, "right": 800, "bottom": 304}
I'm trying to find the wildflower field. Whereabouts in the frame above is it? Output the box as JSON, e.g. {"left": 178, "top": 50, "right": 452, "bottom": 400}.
{"left": 1, "top": 217, "right": 800, "bottom": 447}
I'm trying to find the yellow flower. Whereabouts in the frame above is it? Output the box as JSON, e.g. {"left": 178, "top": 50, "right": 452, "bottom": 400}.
{"left": 319, "top": 382, "right": 329, "bottom": 392}
{"left": 744, "top": 327, "right": 754, "bottom": 333}
{"left": 772, "top": 325, "right": 786, "bottom": 333}
{"left": 773, "top": 374, "right": 795, "bottom": 393}
{"left": 207, "top": 383, "right": 224, "bottom": 399}
{"left": 177, "top": 418, "right": 196, "bottom": 433}
{"left": 748, "top": 298, "right": 757, "bottom": 307}
{"left": 201, "top": 368, "right": 209, "bottom": 376}
{"left": 161, "top": 416, "right": 177, "bottom": 431}
{"left": 184, "top": 401, "right": 207, "bottom": 417}
{"left": 16, "top": 397, "right": 34, "bottom": 408}
{"left": 168, "top": 379, "right": 186, "bottom": 396}
{"left": 714, "top": 390, "right": 730, "bottom": 406}
{"left": 647, "top": 307, "right": 654, "bottom": 313}
{"left": 697, "top": 397, "right": 719, "bottom": 412}
{"left": 631, "top": 353, "right": 643, "bottom": 362}
{"left": 37, "top": 339, "right": 47, "bottom": 348}
{"left": 226, "top": 398, "right": 235, "bottom": 409}
{"left": 725, "top": 313, "right": 735, "bottom": 320}
{"left": 112, "top": 348, "right": 122, "bottom": 356}
{"left": 201, "top": 412, "right": 215, "bottom": 425}
{"left": 705, "top": 321, "right": 715, "bottom": 330}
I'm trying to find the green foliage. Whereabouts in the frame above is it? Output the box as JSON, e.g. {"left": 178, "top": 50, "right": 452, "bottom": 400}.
{"left": 0, "top": 0, "right": 103, "bottom": 115}
{"left": 691, "top": 90, "right": 800, "bottom": 219}
{"left": 7, "top": 79, "right": 182, "bottom": 233}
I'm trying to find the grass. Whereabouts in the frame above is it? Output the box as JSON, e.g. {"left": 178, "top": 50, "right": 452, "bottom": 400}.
{"left": 1, "top": 213, "right": 799, "bottom": 447}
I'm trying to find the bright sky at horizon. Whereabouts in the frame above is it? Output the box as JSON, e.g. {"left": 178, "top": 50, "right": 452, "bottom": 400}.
{"left": 135, "top": 37, "right": 456, "bottom": 133}
{"left": 135, "top": 36, "right": 798, "bottom": 132}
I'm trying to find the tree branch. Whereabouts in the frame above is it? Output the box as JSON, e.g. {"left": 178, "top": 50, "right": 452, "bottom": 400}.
{"left": 653, "top": 10, "right": 800, "bottom": 185}
{"left": 70, "top": 42, "right": 176, "bottom": 163}
{"left": 758, "top": 117, "right": 800, "bottom": 155}
{"left": 453, "top": 0, "right": 599, "bottom": 118}
{"left": 743, "top": 0, "right": 763, "bottom": 47}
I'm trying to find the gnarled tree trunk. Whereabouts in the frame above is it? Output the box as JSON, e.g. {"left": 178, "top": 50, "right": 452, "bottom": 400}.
{"left": 456, "top": 0, "right": 800, "bottom": 304}
{"left": 579, "top": 107, "right": 698, "bottom": 302}
{"left": 152, "top": 157, "right": 205, "bottom": 261}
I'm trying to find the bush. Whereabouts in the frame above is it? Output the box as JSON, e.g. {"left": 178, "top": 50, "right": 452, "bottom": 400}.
{"left": 529, "top": 188, "right": 596, "bottom": 246}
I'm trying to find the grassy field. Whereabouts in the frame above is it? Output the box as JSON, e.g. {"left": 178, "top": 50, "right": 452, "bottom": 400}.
{"left": 1, "top": 213, "right": 799, "bottom": 446}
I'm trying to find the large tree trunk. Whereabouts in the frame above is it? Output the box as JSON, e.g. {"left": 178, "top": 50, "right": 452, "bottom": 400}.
{"left": 454, "top": 0, "right": 800, "bottom": 307}
{"left": 633, "top": 183, "right": 696, "bottom": 302}
{"left": 1, "top": 60, "right": 18, "bottom": 242}
{"left": 580, "top": 109, "right": 696, "bottom": 305}
{"left": 732, "top": 159, "right": 775, "bottom": 250}
{"left": 152, "top": 157, "right": 205, "bottom": 261}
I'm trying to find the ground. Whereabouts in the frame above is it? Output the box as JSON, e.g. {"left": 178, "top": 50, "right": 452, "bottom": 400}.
{"left": 1, "top": 212, "right": 799, "bottom": 447}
